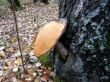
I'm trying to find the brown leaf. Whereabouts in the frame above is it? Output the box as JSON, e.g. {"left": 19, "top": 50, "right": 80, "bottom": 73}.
{"left": 5, "top": 47, "right": 14, "bottom": 53}
{"left": 13, "top": 58, "right": 22, "bottom": 65}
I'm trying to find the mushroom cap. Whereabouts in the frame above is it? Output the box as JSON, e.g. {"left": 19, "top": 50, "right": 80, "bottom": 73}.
{"left": 34, "top": 21, "right": 66, "bottom": 57}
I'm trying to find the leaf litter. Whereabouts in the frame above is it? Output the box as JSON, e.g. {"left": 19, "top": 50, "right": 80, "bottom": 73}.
{"left": 0, "top": 0, "right": 58, "bottom": 82}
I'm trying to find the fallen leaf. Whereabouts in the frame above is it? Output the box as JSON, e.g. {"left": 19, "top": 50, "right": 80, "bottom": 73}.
{"left": 0, "top": 50, "right": 5, "bottom": 57}
{"left": 13, "top": 67, "right": 18, "bottom": 72}
{"left": 35, "top": 62, "right": 41, "bottom": 67}
{"left": 34, "top": 79, "right": 39, "bottom": 82}
{"left": 0, "top": 46, "right": 5, "bottom": 51}
{"left": 13, "top": 58, "right": 22, "bottom": 65}
{"left": 0, "top": 71, "right": 3, "bottom": 76}
{"left": 5, "top": 47, "right": 14, "bottom": 53}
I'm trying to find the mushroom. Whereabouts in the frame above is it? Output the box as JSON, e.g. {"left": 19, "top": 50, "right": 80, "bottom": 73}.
{"left": 34, "top": 19, "right": 67, "bottom": 57}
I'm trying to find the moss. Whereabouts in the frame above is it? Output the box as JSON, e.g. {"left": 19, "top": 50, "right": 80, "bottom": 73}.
{"left": 39, "top": 54, "right": 48, "bottom": 66}
{"left": 54, "top": 76, "right": 61, "bottom": 82}
{"left": 39, "top": 53, "right": 54, "bottom": 69}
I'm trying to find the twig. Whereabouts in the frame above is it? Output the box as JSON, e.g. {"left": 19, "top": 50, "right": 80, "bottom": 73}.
{"left": 12, "top": 1, "right": 26, "bottom": 73}
{"left": 13, "top": 8, "right": 26, "bottom": 73}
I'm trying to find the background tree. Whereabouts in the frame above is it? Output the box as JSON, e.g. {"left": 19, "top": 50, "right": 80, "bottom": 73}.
{"left": 54, "top": 0, "right": 110, "bottom": 82}
{"left": 33, "top": 0, "right": 49, "bottom": 4}
{"left": 7, "top": 0, "right": 22, "bottom": 10}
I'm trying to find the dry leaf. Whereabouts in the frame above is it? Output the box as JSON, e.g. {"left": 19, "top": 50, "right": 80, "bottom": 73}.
{"left": 0, "top": 71, "right": 3, "bottom": 76}
{"left": 41, "top": 76, "right": 48, "bottom": 82}
{"left": 0, "top": 77, "right": 3, "bottom": 82}
{"left": 13, "top": 58, "right": 22, "bottom": 65}
{"left": 11, "top": 36, "right": 17, "bottom": 43}
{"left": 5, "top": 47, "right": 14, "bottom": 53}
{"left": 34, "top": 79, "right": 39, "bottom": 82}
{"left": 13, "top": 67, "right": 18, "bottom": 72}
{"left": 27, "top": 68, "right": 34, "bottom": 74}
{"left": 35, "top": 62, "right": 41, "bottom": 67}
{"left": 0, "top": 46, "right": 5, "bottom": 51}
{"left": 0, "top": 50, "right": 5, "bottom": 57}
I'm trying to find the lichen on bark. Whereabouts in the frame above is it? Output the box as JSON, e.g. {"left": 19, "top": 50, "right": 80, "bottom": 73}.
{"left": 54, "top": 0, "right": 110, "bottom": 82}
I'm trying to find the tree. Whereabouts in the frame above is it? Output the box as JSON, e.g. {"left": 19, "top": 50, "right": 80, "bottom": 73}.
{"left": 33, "top": 0, "right": 49, "bottom": 4}
{"left": 7, "top": 0, "right": 22, "bottom": 10}
{"left": 54, "top": 0, "right": 110, "bottom": 82}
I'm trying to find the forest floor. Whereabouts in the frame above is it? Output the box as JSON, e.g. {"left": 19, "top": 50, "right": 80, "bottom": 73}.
{"left": 0, "top": 0, "right": 58, "bottom": 82}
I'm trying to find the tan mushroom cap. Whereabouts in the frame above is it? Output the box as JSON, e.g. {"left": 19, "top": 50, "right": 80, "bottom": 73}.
{"left": 34, "top": 21, "right": 66, "bottom": 57}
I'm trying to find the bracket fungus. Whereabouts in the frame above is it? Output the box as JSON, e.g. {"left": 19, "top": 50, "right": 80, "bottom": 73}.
{"left": 34, "top": 19, "right": 67, "bottom": 57}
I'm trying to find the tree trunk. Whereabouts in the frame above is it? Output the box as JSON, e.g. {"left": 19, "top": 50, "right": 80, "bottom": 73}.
{"left": 33, "top": 0, "right": 49, "bottom": 4}
{"left": 7, "top": 0, "right": 22, "bottom": 10}
{"left": 55, "top": 0, "right": 110, "bottom": 82}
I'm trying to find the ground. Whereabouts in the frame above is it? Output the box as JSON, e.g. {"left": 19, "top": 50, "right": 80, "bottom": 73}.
{"left": 0, "top": 0, "right": 58, "bottom": 81}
